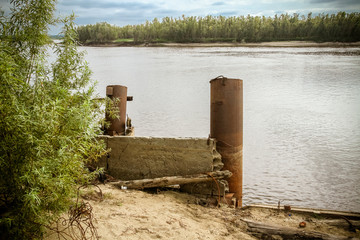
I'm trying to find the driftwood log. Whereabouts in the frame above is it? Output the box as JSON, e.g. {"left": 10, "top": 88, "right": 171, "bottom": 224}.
{"left": 322, "top": 219, "right": 360, "bottom": 232}
{"left": 110, "top": 170, "right": 232, "bottom": 189}
{"left": 243, "top": 219, "right": 358, "bottom": 240}
{"left": 244, "top": 204, "right": 360, "bottom": 220}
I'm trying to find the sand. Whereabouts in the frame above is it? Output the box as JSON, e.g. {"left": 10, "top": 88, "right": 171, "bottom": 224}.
{"left": 44, "top": 184, "right": 360, "bottom": 240}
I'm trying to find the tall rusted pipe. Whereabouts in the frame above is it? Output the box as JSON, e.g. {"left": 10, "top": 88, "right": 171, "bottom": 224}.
{"left": 105, "top": 85, "right": 128, "bottom": 136}
{"left": 210, "top": 76, "right": 243, "bottom": 207}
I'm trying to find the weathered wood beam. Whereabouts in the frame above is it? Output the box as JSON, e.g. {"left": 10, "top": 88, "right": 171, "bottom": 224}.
{"left": 110, "top": 170, "right": 232, "bottom": 189}
{"left": 243, "top": 219, "right": 355, "bottom": 240}
{"left": 243, "top": 204, "right": 360, "bottom": 220}
{"left": 322, "top": 219, "right": 360, "bottom": 231}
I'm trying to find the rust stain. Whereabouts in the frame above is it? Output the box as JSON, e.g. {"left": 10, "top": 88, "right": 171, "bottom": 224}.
{"left": 210, "top": 76, "right": 243, "bottom": 207}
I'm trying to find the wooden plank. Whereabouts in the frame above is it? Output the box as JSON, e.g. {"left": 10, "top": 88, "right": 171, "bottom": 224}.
{"left": 110, "top": 170, "right": 232, "bottom": 189}
{"left": 243, "top": 219, "right": 355, "bottom": 240}
{"left": 243, "top": 204, "right": 360, "bottom": 220}
{"left": 322, "top": 219, "right": 360, "bottom": 232}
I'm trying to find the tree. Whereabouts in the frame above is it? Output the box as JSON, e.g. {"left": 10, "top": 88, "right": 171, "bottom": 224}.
{"left": 76, "top": 12, "right": 360, "bottom": 44}
{"left": 0, "top": 0, "right": 106, "bottom": 239}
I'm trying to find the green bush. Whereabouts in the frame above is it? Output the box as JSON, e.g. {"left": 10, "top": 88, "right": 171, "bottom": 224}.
{"left": 0, "top": 1, "right": 106, "bottom": 239}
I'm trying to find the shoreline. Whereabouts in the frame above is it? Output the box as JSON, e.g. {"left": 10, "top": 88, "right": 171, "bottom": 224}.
{"left": 82, "top": 41, "right": 360, "bottom": 48}
{"left": 45, "top": 184, "right": 360, "bottom": 240}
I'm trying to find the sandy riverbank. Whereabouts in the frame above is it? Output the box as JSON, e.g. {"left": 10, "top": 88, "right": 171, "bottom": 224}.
{"left": 45, "top": 184, "right": 360, "bottom": 240}
{"left": 84, "top": 41, "right": 360, "bottom": 48}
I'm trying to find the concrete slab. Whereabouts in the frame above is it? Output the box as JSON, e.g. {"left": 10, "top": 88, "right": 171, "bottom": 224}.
{"left": 98, "top": 136, "right": 223, "bottom": 180}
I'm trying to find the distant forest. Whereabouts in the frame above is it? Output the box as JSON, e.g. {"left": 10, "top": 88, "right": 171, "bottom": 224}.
{"left": 76, "top": 12, "right": 360, "bottom": 43}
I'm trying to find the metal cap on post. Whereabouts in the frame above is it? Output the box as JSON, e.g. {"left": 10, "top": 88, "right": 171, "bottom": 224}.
{"left": 105, "top": 85, "right": 128, "bottom": 136}
{"left": 210, "top": 76, "right": 243, "bottom": 207}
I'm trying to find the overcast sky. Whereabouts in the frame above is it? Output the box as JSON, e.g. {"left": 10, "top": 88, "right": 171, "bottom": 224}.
{"left": 1, "top": 0, "right": 360, "bottom": 34}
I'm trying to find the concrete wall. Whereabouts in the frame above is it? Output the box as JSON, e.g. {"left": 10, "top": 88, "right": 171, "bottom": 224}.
{"left": 97, "top": 136, "right": 223, "bottom": 180}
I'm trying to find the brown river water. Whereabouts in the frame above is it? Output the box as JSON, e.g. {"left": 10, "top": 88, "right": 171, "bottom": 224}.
{"left": 77, "top": 46, "right": 360, "bottom": 212}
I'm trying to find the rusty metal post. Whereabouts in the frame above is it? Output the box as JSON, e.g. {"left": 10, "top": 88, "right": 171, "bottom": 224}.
{"left": 105, "top": 85, "right": 128, "bottom": 136}
{"left": 210, "top": 76, "right": 243, "bottom": 207}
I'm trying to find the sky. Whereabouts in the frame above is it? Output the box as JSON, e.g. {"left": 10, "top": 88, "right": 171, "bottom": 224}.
{"left": 1, "top": 0, "right": 360, "bottom": 34}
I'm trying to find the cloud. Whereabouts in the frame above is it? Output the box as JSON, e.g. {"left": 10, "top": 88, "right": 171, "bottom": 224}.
{"left": 60, "top": 0, "right": 157, "bottom": 10}
{"left": 307, "top": 0, "right": 360, "bottom": 7}
{"left": 260, "top": 0, "right": 298, "bottom": 3}
{"left": 153, "top": 9, "right": 182, "bottom": 17}
{"left": 212, "top": 1, "right": 225, "bottom": 6}
{"left": 218, "top": 11, "right": 241, "bottom": 16}
{"left": 309, "top": 0, "right": 337, "bottom": 2}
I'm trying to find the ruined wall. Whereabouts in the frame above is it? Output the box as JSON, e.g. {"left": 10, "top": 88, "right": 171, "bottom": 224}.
{"left": 97, "top": 136, "right": 223, "bottom": 180}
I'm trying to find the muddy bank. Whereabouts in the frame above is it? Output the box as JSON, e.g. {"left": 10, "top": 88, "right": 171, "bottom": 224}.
{"left": 82, "top": 41, "right": 360, "bottom": 48}
{"left": 45, "top": 184, "right": 360, "bottom": 240}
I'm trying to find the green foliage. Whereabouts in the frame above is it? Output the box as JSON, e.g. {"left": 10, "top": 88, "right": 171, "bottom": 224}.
{"left": 0, "top": 1, "right": 106, "bottom": 239}
{"left": 77, "top": 22, "right": 118, "bottom": 43}
{"left": 77, "top": 12, "right": 360, "bottom": 44}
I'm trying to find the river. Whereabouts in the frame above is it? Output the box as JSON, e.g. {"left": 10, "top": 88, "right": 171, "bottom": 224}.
{"left": 78, "top": 46, "right": 360, "bottom": 212}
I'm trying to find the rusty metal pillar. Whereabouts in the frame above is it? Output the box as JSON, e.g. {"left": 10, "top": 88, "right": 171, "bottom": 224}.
{"left": 105, "top": 85, "right": 128, "bottom": 136}
{"left": 210, "top": 76, "right": 243, "bottom": 207}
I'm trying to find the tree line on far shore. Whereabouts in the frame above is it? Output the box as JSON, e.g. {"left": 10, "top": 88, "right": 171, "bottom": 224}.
{"left": 76, "top": 12, "right": 360, "bottom": 44}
